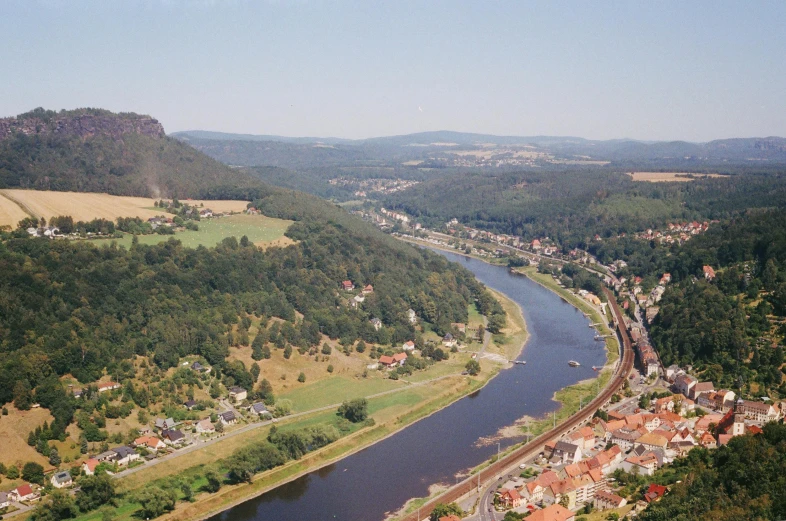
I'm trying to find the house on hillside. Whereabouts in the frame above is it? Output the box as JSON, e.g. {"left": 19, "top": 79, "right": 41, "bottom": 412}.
{"left": 402, "top": 340, "right": 416, "bottom": 351}
{"left": 10, "top": 484, "right": 39, "bottom": 503}
{"left": 51, "top": 472, "right": 73, "bottom": 489}
{"left": 644, "top": 483, "right": 667, "bottom": 503}
{"left": 199, "top": 208, "right": 213, "bottom": 218}
{"left": 594, "top": 490, "right": 627, "bottom": 511}
{"left": 155, "top": 418, "right": 176, "bottom": 431}
{"left": 228, "top": 386, "right": 247, "bottom": 403}
{"left": 362, "top": 284, "right": 374, "bottom": 294}
{"left": 341, "top": 280, "right": 355, "bottom": 291}
{"left": 196, "top": 418, "right": 216, "bottom": 434}
{"left": 112, "top": 446, "right": 140, "bottom": 466}
{"left": 370, "top": 318, "right": 382, "bottom": 331}
{"left": 97, "top": 381, "right": 120, "bottom": 393}
{"left": 219, "top": 410, "right": 237, "bottom": 425}
{"left": 82, "top": 458, "right": 100, "bottom": 476}
{"left": 249, "top": 402, "right": 270, "bottom": 417}
{"left": 162, "top": 429, "right": 185, "bottom": 445}
{"left": 134, "top": 435, "right": 166, "bottom": 451}
{"left": 407, "top": 309, "right": 417, "bottom": 324}
{"left": 702, "top": 265, "right": 715, "bottom": 280}
{"left": 442, "top": 333, "right": 457, "bottom": 348}
{"left": 451, "top": 323, "right": 466, "bottom": 334}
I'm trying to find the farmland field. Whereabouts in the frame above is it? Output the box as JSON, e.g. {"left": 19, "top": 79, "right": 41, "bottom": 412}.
{"left": 627, "top": 172, "right": 726, "bottom": 182}
{"left": 103, "top": 213, "right": 293, "bottom": 249}
{"left": 0, "top": 189, "right": 249, "bottom": 227}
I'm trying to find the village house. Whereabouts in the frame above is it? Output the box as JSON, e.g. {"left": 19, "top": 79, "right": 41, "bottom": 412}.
{"left": 379, "top": 353, "right": 407, "bottom": 368}
{"left": 702, "top": 265, "right": 716, "bottom": 280}
{"left": 0, "top": 491, "right": 9, "bottom": 509}
{"left": 565, "top": 426, "right": 596, "bottom": 451}
{"left": 219, "top": 410, "right": 238, "bottom": 425}
{"left": 341, "top": 280, "right": 355, "bottom": 291}
{"left": 97, "top": 381, "right": 121, "bottom": 393}
{"left": 528, "top": 503, "right": 575, "bottom": 521}
{"left": 522, "top": 481, "right": 545, "bottom": 503}
{"left": 451, "top": 323, "right": 467, "bottom": 334}
{"left": 497, "top": 488, "right": 523, "bottom": 509}
{"left": 438, "top": 516, "right": 461, "bottom": 521}
{"left": 738, "top": 400, "right": 780, "bottom": 423}
{"left": 370, "top": 317, "right": 382, "bottom": 331}
{"left": 402, "top": 340, "right": 416, "bottom": 351}
{"left": 155, "top": 418, "right": 176, "bottom": 431}
{"left": 636, "top": 432, "right": 669, "bottom": 451}
{"left": 51, "top": 471, "right": 73, "bottom": 489}
{"left": 689, "top": 381, "right": 714, "bottom": 401}
{"left": 190, "top": 361, "right": 208, "bottom": 372}
{"left": 442, "top": 333, "right": 457, "bottom": 348}
{"left": 112, "top": 446, "right": 140, "bottom": 466}
{"left": 664, "top": 364, "right": 683, "bottom": 382}
{"left": 673, "top": 373, "right": 697, "bottom": 397}
{"left": 196, "top": 418, "right": 216, "bottom": 434}
{"left": 352, "top": 294, "right": 365, "bottom": 306}
{"left": 82, "top": 458, "right": 100, "bottom": 475}
{"left": 698, "top": 431, "right": 717, "bottom": 449}
{"left": 10, "top": 484, "right": 39, "bottom": 503}
{"left": 546, "top": 440, "right": 583, "bottom": 465}
{"left": 249, "top": 402, "right": 270, "bottom": 416}
{"left": 543, "top": 478, "right": 577, "bottom": 509}
{"left": 610, "top": 427, "right": 646, "bottom": 452}
{"left": 183, "top": 400, "right": 198, "bottom": 410}
{"left": 134, "top": 435, "right": 166, "bottom": 451}
{"left": 407, "top": 308, "right": 417, "bottom": 324}
{"left": 571, "top": 473, "right": 594, "bottom": 504}
{"left": 622, "top": 453, "right": 659, "bottom": 476}
{"left": 594, "top": 490, "right": 627, "bottom": 511}
{"left": 644, "top": 483, "right": 668, "bottom": 503}
{"left": 362, "top": 284, "right": 374, "bottom": 294}
{"left": 228, "top": 386, "right": 248, "bottom": 403}
{"left": 199, "top": 208, "right": 213, "bottom": 218}
{"left": 162, "top": 429, "right": 186, "bottom": 444}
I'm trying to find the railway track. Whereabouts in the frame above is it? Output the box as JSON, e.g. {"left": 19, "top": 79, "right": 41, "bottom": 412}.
{"left": 399, "top": 288, "right": 634, "bottom": 521}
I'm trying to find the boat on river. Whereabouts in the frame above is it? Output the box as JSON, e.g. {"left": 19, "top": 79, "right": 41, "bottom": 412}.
{"left": 568, "top": 360, "right": 580, "bottom": 367}
{"left": 514, "top": 360, "right": 527, "bottom": 365}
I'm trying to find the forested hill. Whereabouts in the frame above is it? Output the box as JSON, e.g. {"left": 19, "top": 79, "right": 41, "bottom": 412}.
{"left": 0, "top": 181, "right": 500, "bottom": 437}
{"left": 384, "top": 170, "right": 786, "bottom": 248}
{"left": 639, "top": 423, "right": 786, "bottom": 521}
{"left": 0, "top": 108, "right": 261, "bottom": 198}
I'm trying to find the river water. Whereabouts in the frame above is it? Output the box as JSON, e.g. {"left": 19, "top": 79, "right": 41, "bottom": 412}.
{"left": 208, "top": 249, "right": 606, "bottom": 521}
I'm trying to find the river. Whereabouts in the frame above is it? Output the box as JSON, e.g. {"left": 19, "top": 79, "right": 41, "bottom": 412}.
{"left": 208, "top": 249, "right": 607, "bottom": 521}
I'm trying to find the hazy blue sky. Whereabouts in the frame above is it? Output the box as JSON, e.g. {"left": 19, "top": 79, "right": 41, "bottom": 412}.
{"left": 1, "top": 1, "right": 785, "bottom": 141}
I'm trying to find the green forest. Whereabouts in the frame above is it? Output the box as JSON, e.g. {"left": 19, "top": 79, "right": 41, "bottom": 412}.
{"left": 638, "top": 423, "right": 786, "bottom": 521}
{"left": 384, "top": 170, "right": 786, "bottom": 249}
{"left": 0, "top": 182, "right": 498, "bottom": 437}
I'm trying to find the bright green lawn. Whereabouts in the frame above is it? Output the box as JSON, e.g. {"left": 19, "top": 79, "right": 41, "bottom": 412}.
{"left": 279, "top": 376, "right": 405, "bottom": 411}
{"left": 96, "top": 214, "right": 292, "bottom": 249}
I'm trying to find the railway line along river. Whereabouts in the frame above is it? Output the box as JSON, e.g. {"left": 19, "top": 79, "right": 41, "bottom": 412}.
{"left": 207, "top": 249, "right": 608, "bottom": 521}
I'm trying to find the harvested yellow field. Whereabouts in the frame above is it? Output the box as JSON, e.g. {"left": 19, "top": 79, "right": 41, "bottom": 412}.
{"left": 0, "top": 405, "right": 54, "bottom": 468}
{"left": 627, "top": 172, "right": 726, "bottom": 182}
{"left": 0, "top": 189, "right": 249, "bottom": 227}
{"left": 0, "top": 192, "right": 31, "bottom": 229}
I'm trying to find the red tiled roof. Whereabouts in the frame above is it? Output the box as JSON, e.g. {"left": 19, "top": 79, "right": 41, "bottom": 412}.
{"left": 15, "top": 484, "right": 34, "bottom": 497}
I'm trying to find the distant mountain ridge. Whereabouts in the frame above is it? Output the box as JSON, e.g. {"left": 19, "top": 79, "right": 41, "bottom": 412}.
{"left": 173, "top": 129, "right": 786, "bottom": 165}
{"left": 0, "top": 108, "right": 262, "bottom": 198}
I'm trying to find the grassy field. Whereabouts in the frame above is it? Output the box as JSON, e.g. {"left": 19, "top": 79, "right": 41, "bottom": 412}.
{"left": 279, "top": 376, "right": 405, "bottom": 411}
{"left": 96, "top": 214, "right": 293, "bottom": 249}
{"left": 485, "top": 288, "right": 529, "bottom": 361}
{"left": 0, "top": 189, "right": 249, "bottom": 227}
{"left": 0, "top": 405, "right": 55, "bottom": 468}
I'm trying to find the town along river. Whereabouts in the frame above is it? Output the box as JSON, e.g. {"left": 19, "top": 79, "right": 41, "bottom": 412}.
{"left": 208, "top": 249, "right": 607, "bottom": 521}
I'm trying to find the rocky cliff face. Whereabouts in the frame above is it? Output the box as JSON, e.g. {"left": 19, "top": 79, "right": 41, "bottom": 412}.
{"left": 0, "top": 110, "right": 165, "bottom": 142}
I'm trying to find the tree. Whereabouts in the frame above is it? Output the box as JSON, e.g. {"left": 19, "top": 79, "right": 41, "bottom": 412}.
{"left": 284, "top": 345, "right": 293, "bottom": 359}
{"left": 321, "top": 343, "right": 332, "bottom": 355}
{"left": 337, "top": 398, "right": 368, "bottom": 423}
{"left": 180, "top": 482, "right": 194, "bottom": 502}
{"left": 49, "top": 447, "right": 61, "bottom": 467}
{"left": 204, "top": 471, "right": 222, "bottom": 493}
{"left": 22, "top": 462, "right": 45, "bottom": 484}
{"left": 7, "top": 465, "right": 19, "bottom": 479}
{"left": 250, "top": 362, "right": 260, "bottom": 382}
{"left": 298, "top": 372, "right": 306, "bottom": 383}
{"left": 76, "top": 474, "right": 116, "bottom": 512}
{"left": 31, "top": 490, "right": 77, "bottom": 521}
{"left": 430, "top": 503, "right": 463, "bottom": 521}
{"left": 559, "top": 495, "right": 569, "bottom": 508}
{"left": 465, "top": 359, "right": 481, "bottom": 376}
{"left": 136, "top": 487, "right": 178, "bottom": 519}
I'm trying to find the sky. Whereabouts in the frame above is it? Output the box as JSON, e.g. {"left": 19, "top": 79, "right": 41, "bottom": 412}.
{"left": 1, "top": 0, "right": 785, "bottom": 142}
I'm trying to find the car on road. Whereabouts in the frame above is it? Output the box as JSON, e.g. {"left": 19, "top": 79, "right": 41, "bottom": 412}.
{"left": 519, "top": 464, "right": 527, "bottom": 469}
